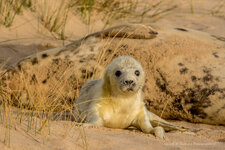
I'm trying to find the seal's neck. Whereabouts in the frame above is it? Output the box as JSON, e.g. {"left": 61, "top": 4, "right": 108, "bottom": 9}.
{"left": 102, "top": 77, "right": 111, "bottom": 97}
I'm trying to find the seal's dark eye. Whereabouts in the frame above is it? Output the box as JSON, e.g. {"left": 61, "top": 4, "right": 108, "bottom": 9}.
{"left": 115, "top": 70, "right": 122, "bottom": 77}
{"left": 135, "top": 70, "right": 140, "bottom": 76}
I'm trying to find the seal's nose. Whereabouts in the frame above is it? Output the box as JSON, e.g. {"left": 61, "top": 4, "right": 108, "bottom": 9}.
{"left": 124, "top": 80, "right": 134, "bottom": 85}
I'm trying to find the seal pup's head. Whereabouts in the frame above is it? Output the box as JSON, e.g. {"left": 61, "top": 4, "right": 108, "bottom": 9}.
{"left": 103, "top": 56, "right": 145, "bottom": 96}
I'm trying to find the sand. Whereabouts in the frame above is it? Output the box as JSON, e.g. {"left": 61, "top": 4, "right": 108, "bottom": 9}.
{"left": 0, "top": 119, "right": 225, "bottom": 150}
{"left": 0, "top": 0, "right": 225, "bottom": 149}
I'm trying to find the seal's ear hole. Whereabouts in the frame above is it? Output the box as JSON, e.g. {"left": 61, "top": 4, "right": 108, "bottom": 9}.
{"left": 115, "top": 70, "right": 122, "bottom": 77}
{"left": 135, "top": 70, "right": 140, "bottom": 76}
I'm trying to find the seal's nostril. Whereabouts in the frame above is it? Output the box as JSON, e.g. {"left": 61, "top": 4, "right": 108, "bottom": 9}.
{"left": 125, "top": 80, "right": 134, "bottom": 85}
{"left": 129, "top": 80, "right": 134, "bottom": 84}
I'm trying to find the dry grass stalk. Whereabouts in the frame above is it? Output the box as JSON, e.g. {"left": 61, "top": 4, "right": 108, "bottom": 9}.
{"left": 37, "top": 0, "right": 71, "bottom": 40}
{"left": 0, "top": 0, "right": 35, "bottom": 27}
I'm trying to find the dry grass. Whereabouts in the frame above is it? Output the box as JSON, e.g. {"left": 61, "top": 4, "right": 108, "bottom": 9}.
{"left": 0, "top": 66, "right": 88, "bottom": 148}
{"left": 0, "top": 55, "right": 87, "bottom": 147}
{"left": 37, "top": 0, "right": 71, "bottom": 40}
{"left": 0, "top": 0, "right": 35, "bottom": 27}
{"left": 72, "top": 0, "right": 140, "bottom": 29}
{"left": 72, "top": 0, "right": 177, "bottom": 30}
{"left": 0, "top": 0, "right": 23, "bottom": 27}
{"left": 0, "top": 0, "right": 177, "bottom": 39}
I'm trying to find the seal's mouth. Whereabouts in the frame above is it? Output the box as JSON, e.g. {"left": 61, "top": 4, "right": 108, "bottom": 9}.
{"left": 118, "top": 79, "right": 138, "bottom": 93}
{"left": 127, "top": 87, "right": 134, "bottom": 91}
{"left": 120, "top": 84, "right": 137, "bottom": 93}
